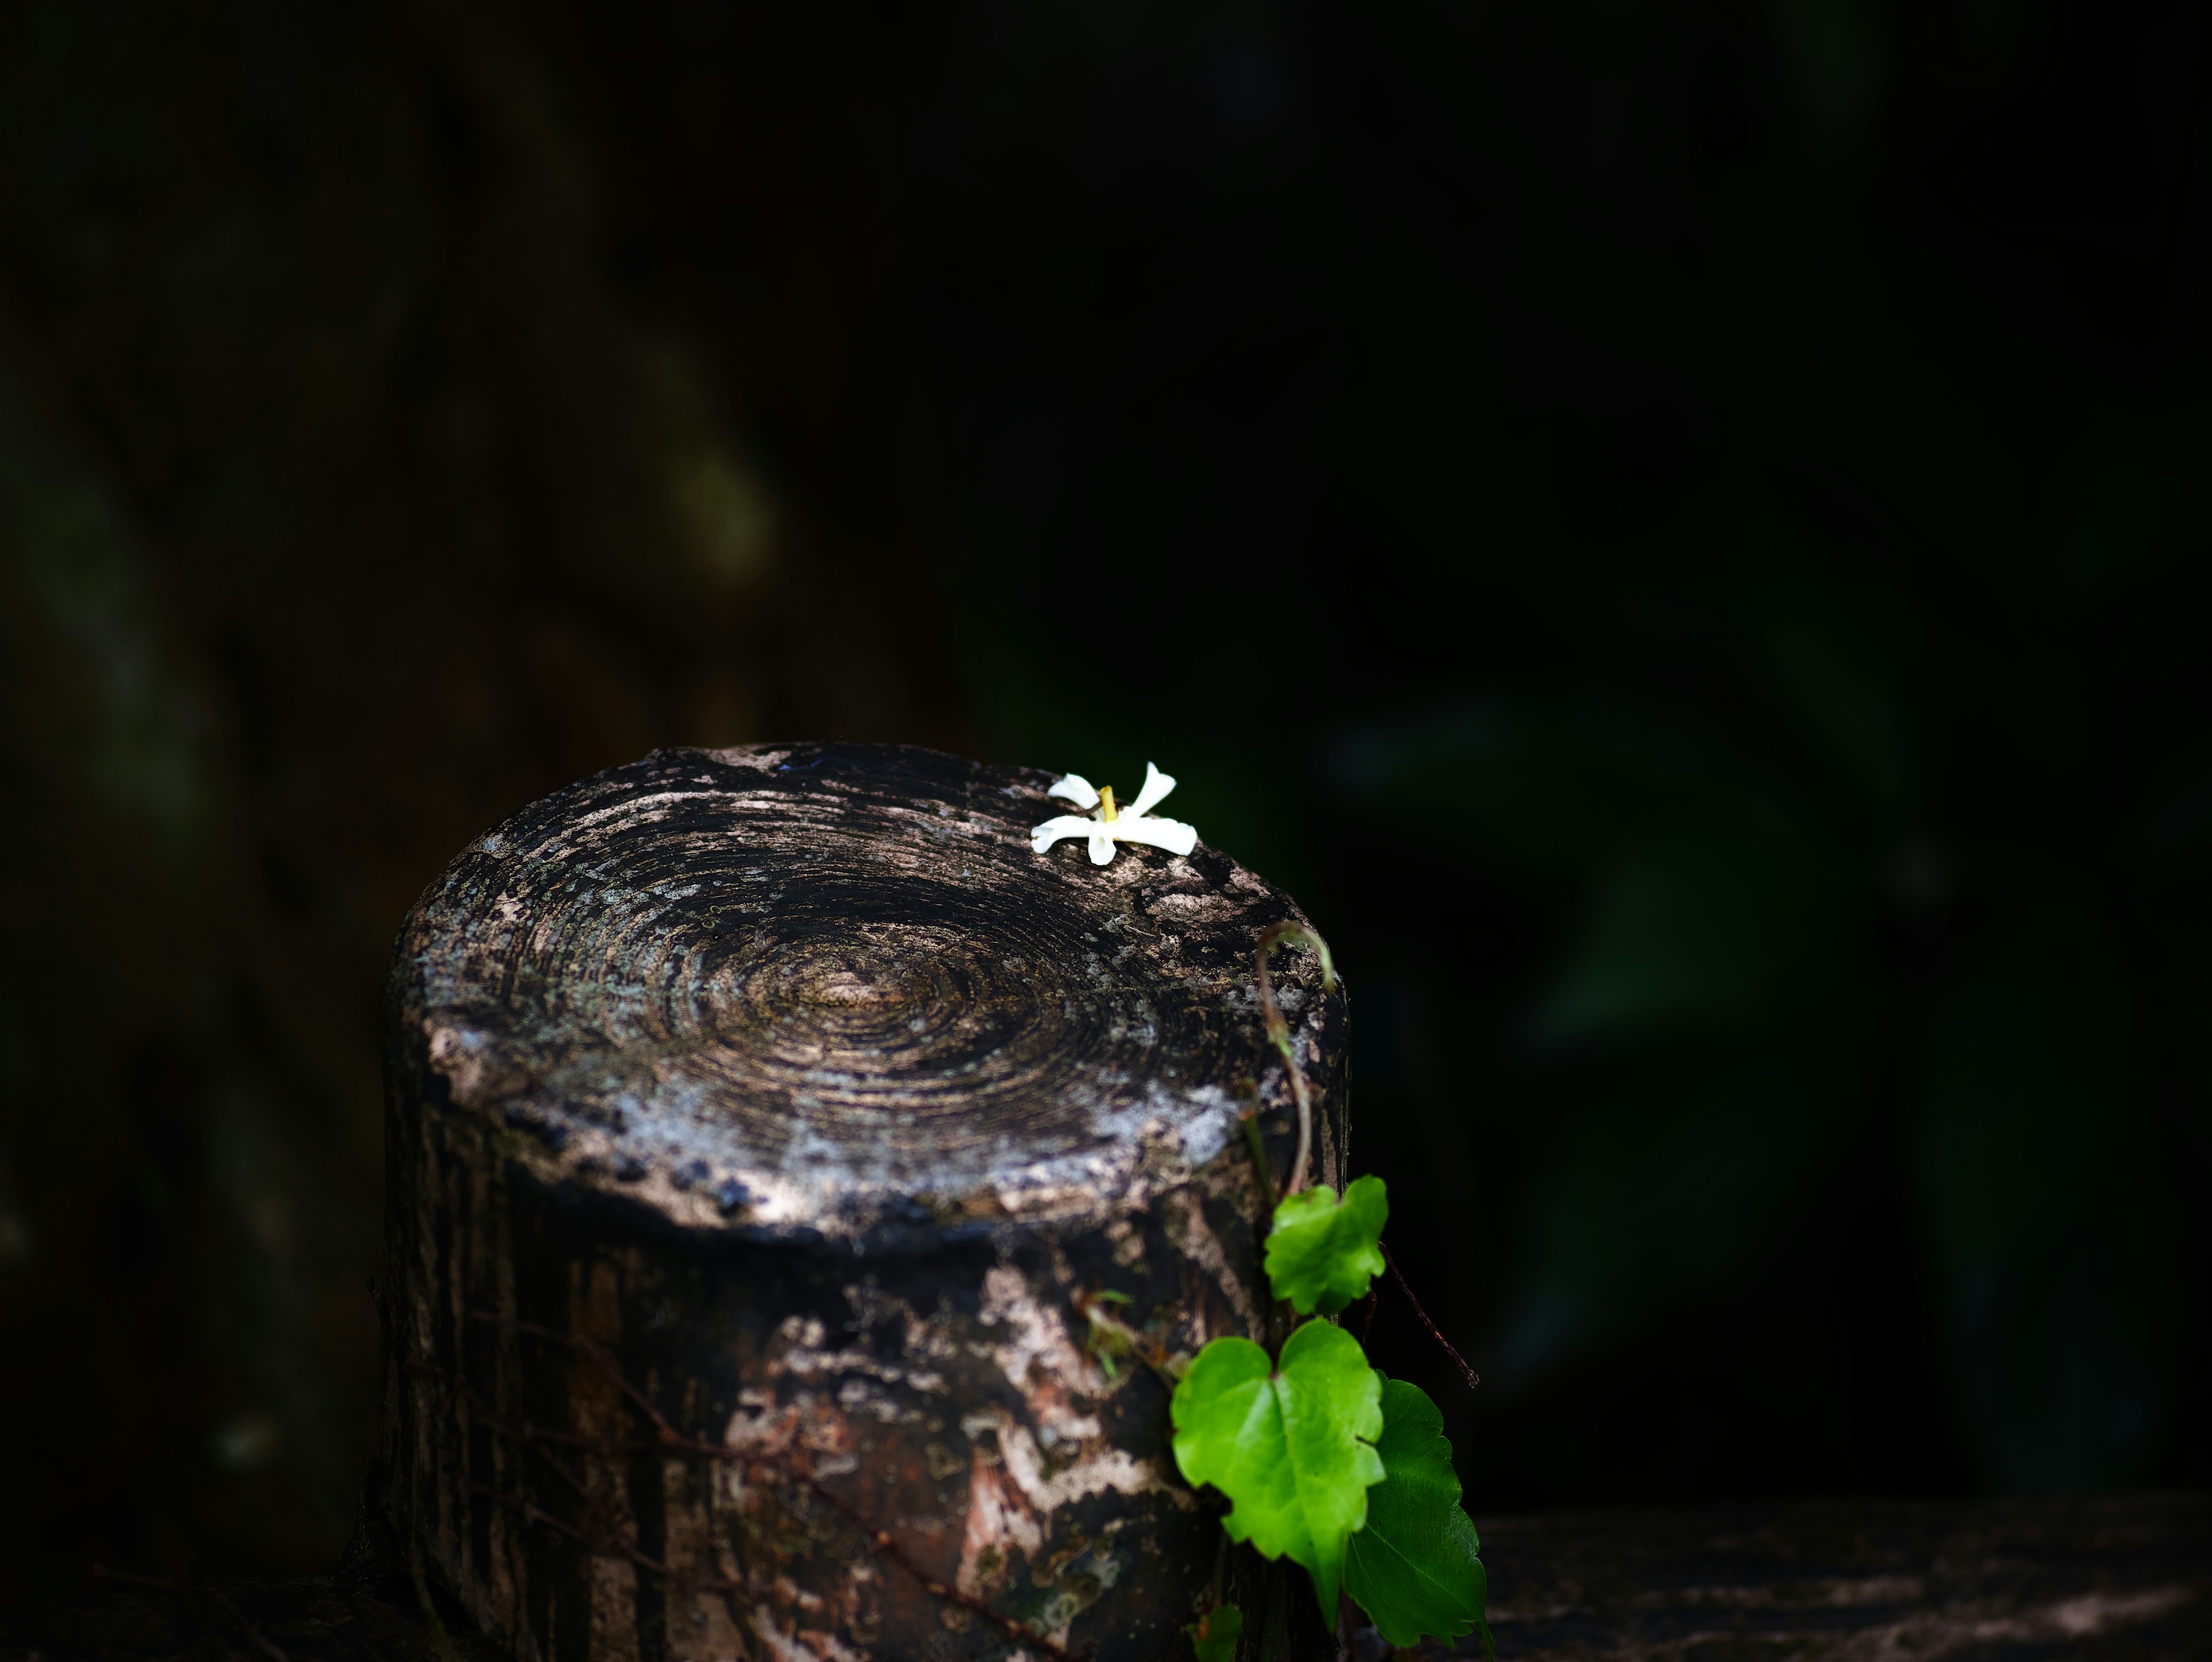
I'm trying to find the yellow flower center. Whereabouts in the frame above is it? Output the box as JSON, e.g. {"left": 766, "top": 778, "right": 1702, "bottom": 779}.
{"left": 1099, "top": 785, "right": 1118, "bottom": 822}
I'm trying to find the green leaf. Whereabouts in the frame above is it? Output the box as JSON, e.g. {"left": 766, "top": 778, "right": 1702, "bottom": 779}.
{"left": 1265, "top": 1175, "right": 1388, "bottom": 1315}
{"left": 1185, "top": 1603, "right": 1241, "bottom": 1662}
{"left": 1344, "top": 1376, "right": 1488, "bottom": 1647}
{"left": 1171, "top": 1322, "right": 1385, "bottom": 1618}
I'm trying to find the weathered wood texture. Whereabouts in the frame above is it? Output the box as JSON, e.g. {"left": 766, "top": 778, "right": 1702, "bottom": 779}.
{"left": 378, "top": 743, "right": 1349, "bottom": 1662}
{"left": 6, "top": 1496, "right": 2207, "bottom": 1661}
{"left": 1455, "top": 1493, "right": 2212, "bottom": 1661}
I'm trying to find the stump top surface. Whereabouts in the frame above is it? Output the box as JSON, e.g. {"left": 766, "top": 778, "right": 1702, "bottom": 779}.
{"left": 391, "top": 743, "right": 1338, "bottom": 1240}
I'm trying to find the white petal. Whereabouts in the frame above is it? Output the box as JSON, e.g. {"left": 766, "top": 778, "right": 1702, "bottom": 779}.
{"left": 1088, "top": 827, "right": 1116, "bottom": 865}
{"left": 1126, "top": 761, "right": 1176, "bottom": 819}
{"left": 1112, "top": 816, "right": 1197, "bottom": 857}
{"left": 1031, "top": 815, "right": 1097, "bottom": 852}
{"left": 1048, "top": 773, "right": 1101, "bottom": 809}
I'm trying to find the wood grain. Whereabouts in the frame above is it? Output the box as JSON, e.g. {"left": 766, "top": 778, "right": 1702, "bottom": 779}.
{"left": 378, "top": 743, "right": 1347, "bottom": 1661}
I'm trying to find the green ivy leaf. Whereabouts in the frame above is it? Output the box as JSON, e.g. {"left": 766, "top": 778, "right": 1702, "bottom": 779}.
{"left": 1171, "top": 1321, "right": 1385, "bottom": 1616}
{"left": 1265, "top": 1175, "right": 1388, "bottom": 1315}
{"left": 1185, "top": 1603, "right": 1241, "bottom": 1661}
{"left": 1345, "top": 1376, "right": 1489, "bottom": 1648}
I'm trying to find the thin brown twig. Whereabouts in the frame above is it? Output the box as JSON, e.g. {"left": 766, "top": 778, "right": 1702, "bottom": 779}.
{"left": 469, "top": 1480, "right": 747, "bottom": 1595}
{"left": 470, "top": 1311, "right": 1076, "bottom": 1661}
{"left": 473, "top": 1413, "right": 662, "bottom": 1456}
{"left": 1255, "top": 922, "right": 1336, "bottom": 1197}
{"left": 479, "top": 1415, "right": 643, "bottom": 1555}
{"left": 92, "top": 1565, "right": 292, "bottom": 1662}
{"left": 1379, "top": 1240, "right": 1479, "bottom": 1390}
{"left": 210, "top": 1591, "right": 293, "bottom": 1662}
{"left": 1240, "top": 1104, "right": 1287, "bottom": 1349}
{"left": 779, "top": 1457, "right": 1078, "bottom": 1660}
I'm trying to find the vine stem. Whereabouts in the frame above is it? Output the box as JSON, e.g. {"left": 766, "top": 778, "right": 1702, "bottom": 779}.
{"left": 1380, "top": 1241, "right": 1480, "bottom": 1390}
{"left": 1075, "top": 1290, "right": 1185, "bottom": 1390}
{"left": 469, "top": 1311, "right": 1076, "bottom": 1662}
{"left": 1238, "top": 1110, "right": 1279, "bottom": 1215}
{"left": 1255, "top": 922, "right": 1337, "bottom": 1196}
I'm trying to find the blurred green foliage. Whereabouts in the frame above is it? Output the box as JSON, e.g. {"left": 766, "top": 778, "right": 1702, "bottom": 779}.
{"left": 935, "top": 0, "right": 2212, "bottom": 1500}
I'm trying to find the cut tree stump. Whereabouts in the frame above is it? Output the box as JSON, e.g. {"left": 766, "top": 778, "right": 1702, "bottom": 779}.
{"left": 376, "top": 744, "right": 1348, "bottom": 1662}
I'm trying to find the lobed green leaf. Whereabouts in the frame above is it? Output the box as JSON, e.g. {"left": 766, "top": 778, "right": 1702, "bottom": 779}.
{"left": 1344, "top": 1375, "right": 1489, "bottom": 1648}
{"left": 1185, "top": 1602, "right": 1241, "bottom": 1661}
{"left": 1265, "top": 1174, "right": 1388, "bottom": 1315}
{"left": 1170, "top": 1321, "right": 1385, "bottom": 1617}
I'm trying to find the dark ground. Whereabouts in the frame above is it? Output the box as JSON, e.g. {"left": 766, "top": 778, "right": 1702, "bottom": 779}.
{"left": 5, "top": 1495, "right": 2207, "bottom": 1661}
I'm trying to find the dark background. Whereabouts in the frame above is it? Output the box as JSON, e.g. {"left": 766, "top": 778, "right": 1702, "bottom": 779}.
{"left": 3, "top": 0, "right": 2210, "bottom": 1606}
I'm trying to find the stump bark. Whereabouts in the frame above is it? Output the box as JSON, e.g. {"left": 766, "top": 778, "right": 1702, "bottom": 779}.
{"left": 378, "top": 743, "right": 1347, "bottom": 1662}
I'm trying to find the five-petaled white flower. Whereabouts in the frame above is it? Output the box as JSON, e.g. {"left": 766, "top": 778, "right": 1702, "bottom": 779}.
{"left": 1031, "top": 763, "right": 1198, "bottom": 865}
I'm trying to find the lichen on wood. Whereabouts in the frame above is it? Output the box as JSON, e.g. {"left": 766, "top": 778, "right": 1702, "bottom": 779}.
{"left": 379, "top": 743, "right": 1347, "bottom": 1661}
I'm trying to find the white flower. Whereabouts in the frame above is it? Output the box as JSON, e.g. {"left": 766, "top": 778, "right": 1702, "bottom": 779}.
{"left": 1030, "top": 762, "right": 1198, "bottom": 865}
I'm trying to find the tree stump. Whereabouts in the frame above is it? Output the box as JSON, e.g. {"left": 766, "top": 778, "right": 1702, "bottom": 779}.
{"left": 378, "top": 744, "right": 1348, "bottom": 1662}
